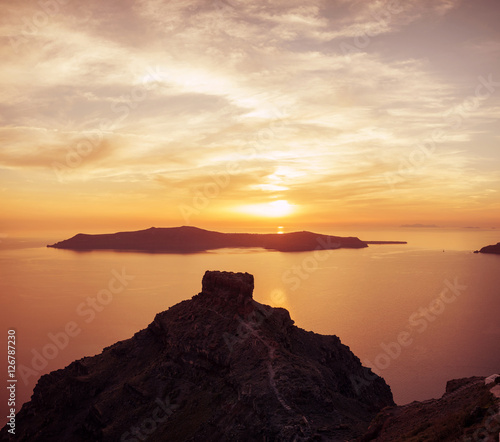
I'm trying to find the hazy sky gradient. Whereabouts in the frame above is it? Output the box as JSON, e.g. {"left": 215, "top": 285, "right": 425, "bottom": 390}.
{"left": 1, "top": 0, "right": 500, "bottom": 234}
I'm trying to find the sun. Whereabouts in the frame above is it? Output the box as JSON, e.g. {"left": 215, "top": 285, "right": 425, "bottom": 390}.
{"left": 267, "top": 200, "right": 293, "bottom": 217}
{"left": 236, "top": 200, "right": 295, "bottom": 218}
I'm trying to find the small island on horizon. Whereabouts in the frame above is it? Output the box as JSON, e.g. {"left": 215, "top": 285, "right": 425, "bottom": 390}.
{"left": 400, "top": 223, "right": 439, "bottom": 228}
{"left": 47, "top": 226, "right": 407, "bottom": 253}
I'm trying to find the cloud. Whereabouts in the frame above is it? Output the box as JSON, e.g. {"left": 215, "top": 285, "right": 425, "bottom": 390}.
{"left": 0, "top": 0, "right": 499, "bottom": 229}
{"left": 0, "top": 127, "right": 120, "bottom": 172}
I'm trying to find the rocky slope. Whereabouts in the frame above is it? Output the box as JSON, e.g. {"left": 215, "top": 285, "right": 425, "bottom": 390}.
{"left": 3, "top": 271, "right": 394, "bottom": 442}
{"left": 47, "top": 226, "right": 368, "bottom": 252}
{"left": 360, "top": 375, "right": 500, "bottom": 441}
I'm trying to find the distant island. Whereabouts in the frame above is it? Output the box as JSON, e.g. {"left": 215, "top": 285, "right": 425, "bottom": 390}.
{"left": 474, "top": 242, "right": 500, "bottom": 254}
{"left": 401, "top": 223, "right": 439, "bottom": 228}
{"left": 47, "top": 226, "right": 407, "bottom": 253}
{"left": 364, "top": 240, "right": 407, "bottom": 245}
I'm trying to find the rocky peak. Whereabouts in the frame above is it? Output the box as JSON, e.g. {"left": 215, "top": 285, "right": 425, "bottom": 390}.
{"left": 196, "top": 270, "right": 255, "bottom": 317}
{"left": 201, "top": 270, "right": 254, "bottom": 300}
{"left": 4, "top": 271, "right": 395, "bottom": 442}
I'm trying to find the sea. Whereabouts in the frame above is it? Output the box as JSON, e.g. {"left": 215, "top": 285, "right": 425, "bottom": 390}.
{"left": 1, "top": 227, "right": 499, "bottom": 426}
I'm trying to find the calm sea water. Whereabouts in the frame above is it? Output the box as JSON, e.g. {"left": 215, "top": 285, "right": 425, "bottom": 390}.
{"left": 1, "top": 228, "right": 499, "bottom": 426}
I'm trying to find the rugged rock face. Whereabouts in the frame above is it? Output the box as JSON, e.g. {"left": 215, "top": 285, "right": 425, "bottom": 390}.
{"left": 2, "top": 271, "right": 394, "bottom": 442}
{"left": 47, "top": 226, "right": 369, "bottom": 252}
{"left": 360, "top": 376, "right": 500, "bottom": 441}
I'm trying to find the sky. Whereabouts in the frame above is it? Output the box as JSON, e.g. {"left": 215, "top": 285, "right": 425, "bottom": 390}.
{"left": 1, "top": 0, "right": 500, "bottom": 236}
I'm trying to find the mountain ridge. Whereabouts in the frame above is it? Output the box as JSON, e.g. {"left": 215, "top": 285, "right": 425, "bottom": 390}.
{"left": 47, "top": 226, "right": 406, "bottom": 253}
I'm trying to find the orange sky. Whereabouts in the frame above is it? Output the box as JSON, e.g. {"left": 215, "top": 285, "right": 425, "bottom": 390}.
{"left": 1, "top": 0, "right": 500, "bottom": 236}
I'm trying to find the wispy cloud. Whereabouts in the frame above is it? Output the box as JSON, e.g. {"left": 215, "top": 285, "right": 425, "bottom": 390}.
{"left": 0, "top": 0, "right": 499, "bottom": 230}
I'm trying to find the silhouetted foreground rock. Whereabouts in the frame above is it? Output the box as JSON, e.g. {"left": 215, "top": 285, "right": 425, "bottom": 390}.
{"left": 360, "top": 375, "right": 500, "bottom": 441}
{"left": 476, "top": 242, "right": 500, "bottom": 254}
{"left": 47, "top": 226, "right": 368, "bottom": 252}
{"left": 2, "top": 271, "right": 394, "bottom": 442}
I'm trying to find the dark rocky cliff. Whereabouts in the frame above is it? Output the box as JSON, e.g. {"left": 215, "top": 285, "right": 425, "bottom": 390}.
{"left": 2, "top": 271, "right": 394, "bottom": 442}
{"left": 360, "top": 375, "right": 500, "bottom": 441}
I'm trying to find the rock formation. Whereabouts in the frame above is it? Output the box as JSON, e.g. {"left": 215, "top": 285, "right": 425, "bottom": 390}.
{"left": 2, "top": 271, "right": 394, "bottom": 442}
{"left": 360, "top": 375, "right": 500, "bottom": 441}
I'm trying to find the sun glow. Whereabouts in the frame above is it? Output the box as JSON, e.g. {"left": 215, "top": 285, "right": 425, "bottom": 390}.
{"left": 270, "top": 289, "right": 287, "bottom": 307}
{"left": 236, "top": 200, "right": 294, "bottom": 218}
